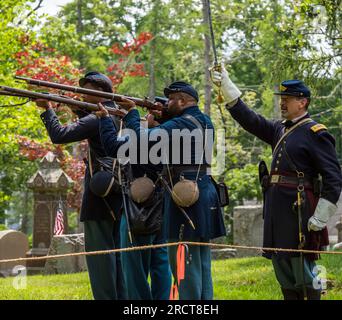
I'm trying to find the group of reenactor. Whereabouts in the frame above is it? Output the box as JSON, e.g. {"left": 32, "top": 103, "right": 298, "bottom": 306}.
{"left": 34, "top": 65, "right": 342, "bottom": 301}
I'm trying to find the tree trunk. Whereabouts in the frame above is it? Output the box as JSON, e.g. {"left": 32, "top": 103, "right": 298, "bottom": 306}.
{"left": 20, "top": 191, "right": 29, "bottom": 234}
{"left": 148, "top": 1, "right": 160, "bottom": 99}
{"left": 149, "top": 39, "right": 156, "bottom": 99}
{"left": 77, "top": 0, "right": 83, "bottom": 34}
{"left": 202, "top": 0, "right": 212, "bottom": 116}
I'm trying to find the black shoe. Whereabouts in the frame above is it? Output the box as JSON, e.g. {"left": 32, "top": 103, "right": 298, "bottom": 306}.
{"left": 281, "top": 288, "right": 299, "bottom": 300}
{"left": 306, "top": 288, "right": 321, "bottom": 300}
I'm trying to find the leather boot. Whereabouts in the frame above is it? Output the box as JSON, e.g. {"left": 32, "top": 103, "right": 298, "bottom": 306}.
{"left": 297, "top": 288, "right": 321, "bottom": 300}
{"left": 306, "top": 288, "right": 321, "bottom": 300}
{"left": 281, "top": 288, "right": 299, "bottom": 300}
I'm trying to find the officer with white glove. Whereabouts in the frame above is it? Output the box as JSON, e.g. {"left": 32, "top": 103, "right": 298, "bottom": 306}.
{"left": 210, "top": 62, "right": 342, "bottom": 300}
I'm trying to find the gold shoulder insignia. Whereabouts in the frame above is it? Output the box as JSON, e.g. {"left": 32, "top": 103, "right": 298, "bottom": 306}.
{"left": 310, "top": 123, "right": 327, "bottom": 133}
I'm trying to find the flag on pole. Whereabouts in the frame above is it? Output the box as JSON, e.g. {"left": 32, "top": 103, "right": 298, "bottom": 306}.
{"left": 54, "top": 201, "right": 64, "bottom": 235}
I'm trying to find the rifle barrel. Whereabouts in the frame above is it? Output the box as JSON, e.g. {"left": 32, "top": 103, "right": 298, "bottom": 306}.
{"left": 0, "top": 90, "right": 28, "bottom": 98}
{"left": 15, "top": 76, "right": 162, "bottom": 111}
{"left": 0, "top": 86, "right": 126, "bottom": 117}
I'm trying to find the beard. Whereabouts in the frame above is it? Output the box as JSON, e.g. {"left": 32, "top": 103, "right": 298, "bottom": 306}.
{"left": 167, "top": 105, "right": 181, "bottom": 116}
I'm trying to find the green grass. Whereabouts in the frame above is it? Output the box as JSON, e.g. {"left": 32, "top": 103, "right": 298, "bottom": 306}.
{"left": 0, "top": 255, "right": 341, "bottom": 300}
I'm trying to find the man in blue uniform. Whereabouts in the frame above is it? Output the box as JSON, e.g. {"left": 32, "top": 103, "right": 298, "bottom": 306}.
{"left": 98, "top": 81, "right": 226, "bottom": 300}
{"left": 35, "top": 72, "right": 127, "bottom": 300}
{"left": 97, "top": 109, "right": 172, "bottom": 300}
{"left": 212, "top": 65, "right": 342, "bottom": 300}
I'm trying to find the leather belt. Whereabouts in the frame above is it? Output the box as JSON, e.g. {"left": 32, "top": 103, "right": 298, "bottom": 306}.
{"left": 269, "top": 174, "right": 313, "bottom": 188}
{"left": 163, "top": 165, "right": 210, "bottom": 181}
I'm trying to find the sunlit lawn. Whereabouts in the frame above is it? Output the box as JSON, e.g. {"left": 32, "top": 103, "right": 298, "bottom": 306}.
{"left": 0, "top": 255, "right": 341, "bottom": 300}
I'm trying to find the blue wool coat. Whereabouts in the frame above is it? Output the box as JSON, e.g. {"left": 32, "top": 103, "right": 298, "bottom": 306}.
{"left": 40, "top": 101, "right": 123, "bottom": 221}
{"left": 123, "top": 106, "right": 226, "bottom": 241}
{"left": 229, "top": 99, "right": 342, "bottom": 260}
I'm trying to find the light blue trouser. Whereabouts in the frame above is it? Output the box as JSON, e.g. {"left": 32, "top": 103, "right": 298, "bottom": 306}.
{"left": 120, "top": 214, "right": 172, "bottom": 300}
{"left": 168, "top": 240, "right": 213, "bottom": 300}
{"left": 84, "top": 219, "right": 127, "bottom": 300}
{"left": 271, "top": 255, "right": 317, "bottom": 290}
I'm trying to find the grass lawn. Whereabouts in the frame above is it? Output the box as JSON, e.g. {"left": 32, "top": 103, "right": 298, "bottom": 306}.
{"left": 0, "top": 255, "right": 341, "bottom": 300}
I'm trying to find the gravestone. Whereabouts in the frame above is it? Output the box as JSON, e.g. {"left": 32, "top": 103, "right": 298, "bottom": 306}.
{"left": 327, "top": 192, "right": 342, "bottom": 244}
{"left": 233, "top": 205, "right": 263, "bottom": 257}
{"left": 44, "top": 233, "right": 87, "bottom": 274}
{"left": 26, "top": 152, "right": 73, "bottom": 274}
{"left": 211, "top": 248, "right": 236, "bottom": 260}
{"left": 333, "top": 215, "right": 342, "bottom": 251}
{"left": 336, "top": 215, "right": 342, "bottom": 244}
{"left": 0, "top": 230, "right": 29, "bottom": 277}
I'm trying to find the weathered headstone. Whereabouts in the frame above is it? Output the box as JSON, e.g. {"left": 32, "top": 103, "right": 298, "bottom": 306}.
{"left": 26, "top": 152, "right": 73, "bottom": 273}
{"left": 0, "top": 230, "right": 29, "bottom": 277}
{"left": 44, "top": 233, "right": 87, "bottom": 274}
{"left": 233, "top": 205, "right": 263, "bottom": 257}
{"left": 211, "top": 248, "right": 236, "bottom": 260}
{"left": 327, "top": 192, "right": 342, "bottom": 244}
{"left": 336, "top": 215, "right": 342, "bottom": 244}
{"left": 333, "top": 213, "right": 342, "bottom": 251}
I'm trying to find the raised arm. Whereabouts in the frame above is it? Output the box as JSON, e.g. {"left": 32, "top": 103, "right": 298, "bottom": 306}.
{"left": 40, "top": 108, "right": 98, "bottom": 144}
{"left": 212, "top": 63, "right": 278, "bottom": 145}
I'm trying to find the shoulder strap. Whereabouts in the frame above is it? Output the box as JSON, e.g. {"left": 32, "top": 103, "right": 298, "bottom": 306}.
{"left": 282, "top": 141, "right": 298, "bottom": 172}
{"left": 273, "top": 118, "right": 313, "bottom": 156}
{"left": 181, "top": 113, "right": 208, "bottom": 180}
{"left": 182, "top": 113, "right": 204, "bottom": 131}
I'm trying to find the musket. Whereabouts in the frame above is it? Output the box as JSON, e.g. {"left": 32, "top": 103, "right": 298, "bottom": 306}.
{"left": 15, "top": 76, "right": 164, "bottom": 112}
{"left": 0, "top": 85, "right": 127, "bottom": 117}
{"left": 0, "top": 90, "right": 28, "bottom": 98}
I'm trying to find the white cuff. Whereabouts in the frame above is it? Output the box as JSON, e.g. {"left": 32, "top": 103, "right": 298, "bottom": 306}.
{"left": 313, "top": 198, "right": 337, "bottom": 223}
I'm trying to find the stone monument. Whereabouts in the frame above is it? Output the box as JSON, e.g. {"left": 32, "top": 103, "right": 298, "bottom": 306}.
{"left": 26, "top": 152, "right": 73, "bottom": 273}
{"left": 333, "top": 215, "right": 342, "bottom": 250}
{"left": 0, "top": 230, "right": 29, "bottom": 277}
{"left": 233, "top": 205, "right": 263, "bottom": 257}
{"left": 44, "top": 233, "right": 87, "bottom": 274}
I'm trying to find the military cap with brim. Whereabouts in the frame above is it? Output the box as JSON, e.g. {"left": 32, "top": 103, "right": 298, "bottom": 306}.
{"left": 274, "top": 80, "right": 311, "bottom": 98}
{"left": 79, "top": 71, "right": 113, "bottom": 93}
{"left": 164, "top": 81, "right": 199, "bottom": 102}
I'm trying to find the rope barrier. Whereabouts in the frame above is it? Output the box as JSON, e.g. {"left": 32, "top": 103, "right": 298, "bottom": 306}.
{"left": 1, "top": 241, "right": 341, "bottom": 264}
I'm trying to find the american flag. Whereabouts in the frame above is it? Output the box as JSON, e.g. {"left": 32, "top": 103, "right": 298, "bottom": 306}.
{"left": 54, "top": 202, "right": 64, "bottom": 235}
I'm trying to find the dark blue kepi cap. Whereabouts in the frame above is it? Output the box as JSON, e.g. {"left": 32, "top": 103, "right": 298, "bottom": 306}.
{"left": 274, "top": 80, "right": 311, "bottom": 98}
{"left": 79, "top": 71, "right": 113, "bottom": 93}
{"left": 164, "top": 81, "right": 199, "bottom": 102}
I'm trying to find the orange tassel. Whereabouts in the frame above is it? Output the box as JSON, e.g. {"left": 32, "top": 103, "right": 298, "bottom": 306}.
{"left": 169, "top": 283, "right": 179, "bottom": 300}
{"left": 169, "top": 244, "right": 187, "bottom": 300}
{"left": 176, "top": 244, "right": 186, "bottom": 285}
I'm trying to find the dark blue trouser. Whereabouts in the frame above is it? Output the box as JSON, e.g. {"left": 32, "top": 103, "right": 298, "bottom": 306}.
{"left": 120, "top": 214, "right": 172, "bottom": 300}
{"left": 84, "top": 219, "right": 127, "bottom": 300}
{"left": 168, "top": 239, "right": 213, "bottom": 300}
{"left": 271, "top": 255, "right": 317, "bottom": 290}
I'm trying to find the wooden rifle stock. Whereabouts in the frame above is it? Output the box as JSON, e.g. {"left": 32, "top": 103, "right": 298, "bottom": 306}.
{"left": 0, "top": 86, "right": 127, "bottom": 117}
{"left": 15, "top": 76, "right": 163, "bottom": 112}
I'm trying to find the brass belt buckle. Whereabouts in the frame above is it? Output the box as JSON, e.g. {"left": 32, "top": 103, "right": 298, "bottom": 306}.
{"left": 271, "top": 175, "right": 280, "bottom": 183}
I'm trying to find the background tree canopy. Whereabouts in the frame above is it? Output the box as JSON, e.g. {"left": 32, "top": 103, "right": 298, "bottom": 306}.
{"left": 0, "top": 0, "right": 340, "bottom": 238}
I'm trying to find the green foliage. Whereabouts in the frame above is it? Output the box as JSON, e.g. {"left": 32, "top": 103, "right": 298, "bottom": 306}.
{"left": 1, "top": 0, "right": 340, "bottom": 229}
{"left": 67, "top": 211, "right": 79, "bottom": 233}
{"left": 0, "top": 224, "right": 7, "bottom": 231}
{"left": 0, "top": 1, "right": 42, "bottom": 220}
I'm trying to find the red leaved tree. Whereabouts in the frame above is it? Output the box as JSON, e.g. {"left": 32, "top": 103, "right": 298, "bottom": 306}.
{"left": 107, "top": 32, "right": 153, "bottom": 88}
{"left": 15, "top": 32, "right": 153, "bottom": 213}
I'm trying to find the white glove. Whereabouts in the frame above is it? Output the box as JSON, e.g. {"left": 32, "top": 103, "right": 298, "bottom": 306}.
{"left": 308, "top": 198, "right": 337, "bottom": 231}
{"left": 211, "top": 63, "right": 241, "bottom": 105}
